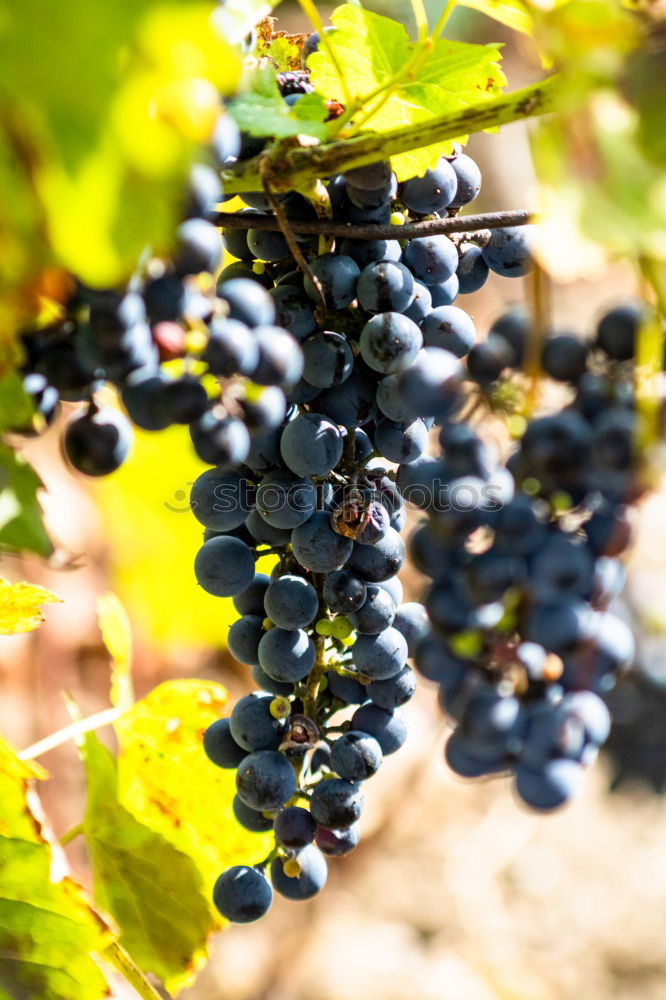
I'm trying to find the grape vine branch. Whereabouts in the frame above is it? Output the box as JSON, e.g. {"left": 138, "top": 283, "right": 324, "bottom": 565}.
{"left": 222, "top": 76, "right": 559, "bottom": 195}
{"left": 212, "top": 208, "right": 533, "bottom": 239}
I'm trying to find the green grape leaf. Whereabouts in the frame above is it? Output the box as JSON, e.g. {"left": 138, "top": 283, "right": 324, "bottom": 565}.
{"left": 309, "top": 6, "right": 409, "bottom": 110}
{"left": 229, "top": 65, "right": 329, "bottom": 139}
{"left": 450, "top": 1, "right": 533, "bottom": 37}
{"left": 393, "top": 38, "right": 507, "bottom": 177}
{"left": 0, "top": 373, "right": 35, "bottom": 432}
{"left": 82, "top": 733, "right": 213, "bottom": 996}
{"left": 308, "top": 3, "right": 505, "bottom": 179}
{"left": 292, "top": 92, "right": 333, "bottom": 126}
{"left": 0, "top": 738, "right": 111, "bottom": 1000}
{"left": 113, "top": 680, "right": 271, "bottom": 901}
{"left": 0, "top": 445, "right": 52, "bottom": 557}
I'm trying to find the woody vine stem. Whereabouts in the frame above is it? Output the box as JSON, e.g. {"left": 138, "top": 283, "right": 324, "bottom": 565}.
{"left": 221, "top": 76, "right": 559, "bottom": 196}
{"left": 212, "top": 209, "right": 534, "bottom": 240}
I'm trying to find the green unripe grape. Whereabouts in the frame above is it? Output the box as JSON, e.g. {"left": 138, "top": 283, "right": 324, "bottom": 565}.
{"left": 270, "top": 696, "right": 292, "bottom": 719}
{"left": 449, "top": 630, "right": 484, "bottom": 659}
{"left": 330, "top": 616, "right": 353, "bottom": 639}
{"left": 551, "top": 490, "right": 572, "bottom": 513}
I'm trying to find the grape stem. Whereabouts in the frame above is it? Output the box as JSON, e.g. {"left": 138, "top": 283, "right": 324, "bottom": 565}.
{"left": 18, "top": 705, "right": 123, "bottom": 760}
{"left": 523, "top": 260, "right": 550, "bottom": 418}
{"left": 431, "top": 0, "right": 454, "bottom": 39}
{"left": 104, "top": 941, "right": 172, "bottom": 1000}
{"left": 636, "top": 255, "right": 666, "bottom": 448}
{"left": 259, "top": 152, "right": 327, "bottom": 310}
{"left": 341, "top": 426, "right": 357, "bottom": 476}
{"left": 59, "top": 822, "right": 84, "bottom": 846}
{"left": 303, "top": 632, "right": 327, "bottom": 723}
{"left": 331, "top": 665, "right": 360, "bottom": 680}
{"left": 255, "top": 843, "right": 281, "bottom": 872}
{"left": 212, "top": 208, "right": 533, "bottom": 240}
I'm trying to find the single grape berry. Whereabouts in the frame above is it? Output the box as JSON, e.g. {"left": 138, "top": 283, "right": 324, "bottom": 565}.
{"left": 213, "top": 866, "right": 272, "bottom": 923}
{"left": 303, "top": 254, "right": 360, "bottom": 311}
{"left": 194, "top": 536, "right": 256, "bottom": 597}
{"left": 330, "top": 731, "right": 383, "bottom": 781}
{"left": 315, "top": 823, "right": 360, "bottom": 856}
{"left": 273, "top": 806, "right": 317, "bottom": 849}
{"left": 400, "top": 158, "right": 458, "bottom": 215}
{"left": 264, "top": 575, "right": 319, "bottom": 630}
{"left": 233, "top": 795, "right": 275, "bottom": 832}
{"left": 203, "top": 718, "right": 247, "bottom": 769}
{"left": 481, "top": 226, "right": 534, "bottom": 278}
{"left": 63, "top": 406, "right": 132, "bottom": 477}
{"left": 236, "top": 750, "right": 297, "bottom": 812}
{"left": 359, "top": 313, "right": 423, "bottom": 374}
{"left": 270, "top": 845, "right": 328, "bottom": 900}
{"left": 309, "top": 778, "right": 364, "bottom": 828}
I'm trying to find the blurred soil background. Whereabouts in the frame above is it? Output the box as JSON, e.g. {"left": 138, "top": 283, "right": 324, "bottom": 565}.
{"left": 2, "top": 5, "right": 666, "bottom": 1000}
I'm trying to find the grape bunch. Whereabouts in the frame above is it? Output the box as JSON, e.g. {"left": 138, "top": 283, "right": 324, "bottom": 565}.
{"left": 195, "top": 417, "right": 424, "bottom": 922}
{"left": 413, "top": 301, "right": 655, "bottom": 810}
{"left": 195, "top": 443, "right": 425, "bottom": 920}
{"left": 16, "top": 112, "right": 306, "bottom": 479}
{"left": 196, "top": 50, "right": 539, "bottom": 917}
{"left": 18, "top": 15, "right": 654, "bottom": 923}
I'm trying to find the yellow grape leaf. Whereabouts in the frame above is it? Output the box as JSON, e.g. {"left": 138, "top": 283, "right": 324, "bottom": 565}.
{"left": 93, "top": 423, "right": 234, "bottom": 645}
{"left": 390, "top": 139, "right": 466, "bottom": 187}
{"left": 94, "top": 420, "right": 276, "bottom": 644}
{"left": 0, "top": 445, "right": 53, "bottom": 557}
{"left": 82, "top": 733, "right": 213, "bottom": 995}
{"left": 97, "top": 593, "right": 134, "bottom": 710}
{"left": 0, "top": 737, "right": 112, "bottom": 1000}
{"left": 113, "top": 679, "right": 271, "bottom": 906}
{"left": 0, "top": 577, "right": 60, "bottom": 635}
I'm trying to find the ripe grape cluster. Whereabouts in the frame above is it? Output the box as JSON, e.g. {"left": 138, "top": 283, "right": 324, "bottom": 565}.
{"left": 198, "top": 47, "right": 538, "bottom": 922}
{"left": 413, "top": 301, "right": 651, "bottom": 810}
{"left": 16, "top": 112, "right": 306, "bottom": 478}
{"left": 13, "top": 19, "right": 654, "bottom": 924}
